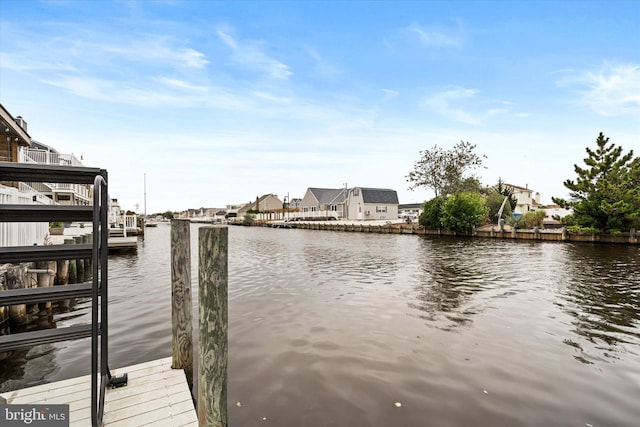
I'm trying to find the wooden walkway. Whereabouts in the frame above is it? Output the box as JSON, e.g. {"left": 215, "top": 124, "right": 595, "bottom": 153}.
{"left": 0, "top": 357, "right": 197, "bottom": 426}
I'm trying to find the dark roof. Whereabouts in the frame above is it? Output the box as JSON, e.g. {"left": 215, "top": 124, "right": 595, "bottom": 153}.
{"left": 309, "top": 188, "right": 347, "bottom": 204}
{"left": 399, "top": 203, "right": 423, "bottom": 209}
{"left": 360, "top": 188, "right": 399, "bottom": 204}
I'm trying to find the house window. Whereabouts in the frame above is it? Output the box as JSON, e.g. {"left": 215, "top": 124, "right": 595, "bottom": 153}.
{"left": 311, "top": 206, "right": 317, "bottom": 212}
{"left": 303, "top": 207, "right": 308, "bottom": 213}
{"left": 376, "top": 206, "right": 387, "bottom": 213}
{"left": 353, "top": 189, "right": 359, "bottom": 197}
{"left": 330, "top": 205, "right": 338, "bottom": 211}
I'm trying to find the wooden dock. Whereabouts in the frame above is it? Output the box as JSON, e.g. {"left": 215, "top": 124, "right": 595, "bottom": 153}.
{"left": 0, "top": 357, "right": 197, "bottom": 426}
{"left": 108, "top": 236, "right": 138, "bottom": 252}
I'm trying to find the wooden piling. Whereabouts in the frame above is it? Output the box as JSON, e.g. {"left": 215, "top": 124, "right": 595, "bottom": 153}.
{"left": 170, "top": 219, "right": 193, "bottom": 389}
{"left": 7, "top": 265, "right": 27, "bottom": 326}
{"left": 74, "top": 236, "right": 84, "bottom": 283}
{"left": 65, "top": 238, "right": 77, "bottom": 285}
{"left": 197, "top": 226, "right": 228, "bottom": 427}
{"left": 35, "top": 261, "right": 54, "bottom": 310}
{"left": 84, "top": 234, "right": 92, "bottom": 282}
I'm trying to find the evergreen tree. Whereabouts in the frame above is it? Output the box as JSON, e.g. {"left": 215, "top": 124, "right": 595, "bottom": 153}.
{"left": 496, "top": 178, "right": 517, "bottom": 211}
{"left": 552, "top": 132, "right": 639, "bottom": 231}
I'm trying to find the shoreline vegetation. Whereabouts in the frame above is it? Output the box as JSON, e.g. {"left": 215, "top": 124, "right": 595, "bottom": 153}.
{"left": 242, "top": 220, "right": 640, "bottom": 245}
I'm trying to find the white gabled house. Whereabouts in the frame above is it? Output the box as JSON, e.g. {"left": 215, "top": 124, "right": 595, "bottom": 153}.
{"left": 297, "top": 186, "right": 400, "bottom": 221}
{"left": 1, "top": 104, "right": 53, "bottom": 247}
{"left": 504, "top": 183, "right": 540, "bottom": 215}
{"left": 346, "top": 187, "right": 399, "bottom": 221}
{"left": 298, "top": 187, "right": 348, "bottom": 220}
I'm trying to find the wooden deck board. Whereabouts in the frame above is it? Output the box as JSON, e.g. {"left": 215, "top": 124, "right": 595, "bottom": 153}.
{"left": 0, "top": 357, "right": 197, "bottom": 426}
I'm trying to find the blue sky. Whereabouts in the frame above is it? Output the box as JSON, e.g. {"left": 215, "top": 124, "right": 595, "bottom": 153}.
{"left": 1, "top": 0, "right": 638, "bottom": 213}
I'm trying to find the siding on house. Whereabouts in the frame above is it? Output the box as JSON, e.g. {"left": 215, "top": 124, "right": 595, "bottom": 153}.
{"left": 347, "top": 187, "right": 399, "bottom": 221}
{"left": 238, "top": 194, "right": 283, "bottom": 216}
{"left": 299, "top": 187, "right": 348, "bottom": 218}
{"left": 504, "top": 183, "right": 540, "bottom": 214}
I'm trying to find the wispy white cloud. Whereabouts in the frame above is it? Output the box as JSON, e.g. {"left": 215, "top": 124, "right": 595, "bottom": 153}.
{"left": 403, "top": 22, "right": 461, "bottom": 48}
{"left": 558, "top": 62, "right": 640, "bottom": 116}
{"left": 216, "top": 27, "right": 292, "bottom": 80}
{"left": 0, "top": 52, "right": 78, "bottom": 72}
{"left": 154, "top": 77, "right": 209, "bottom": 92}
{"left": 381, "top": 88, "right": 399, "bottom": 100}
{"left": 304, "top": 45, "right": 342, "bottom": 80}
{"left": 422, "top": 86, "right": 508, "bottom": 125}
{"left": 99, "top": 37, "right": 209, "bottom": 69}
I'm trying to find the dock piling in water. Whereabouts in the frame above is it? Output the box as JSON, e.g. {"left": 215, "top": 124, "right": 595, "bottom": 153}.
{"left": 170, "top": 219, "right": 194, "bottom": 390}
{"left": 197, "top": 226, "right": 228, "bottom": 427}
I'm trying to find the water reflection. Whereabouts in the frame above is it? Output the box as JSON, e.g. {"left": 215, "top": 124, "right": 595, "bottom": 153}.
{"left": 557, "top": 244, "right": 640, "bottom": 362}
{"left": 2, "top": 226, "right": 640, "bottom": 426}
{"left": 409, "top": 237, "right": 521, "bottom": 329}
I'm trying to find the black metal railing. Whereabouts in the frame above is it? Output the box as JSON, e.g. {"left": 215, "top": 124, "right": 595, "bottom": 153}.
{"left": 0, "top": 161, "right": 113, "bottom": 426}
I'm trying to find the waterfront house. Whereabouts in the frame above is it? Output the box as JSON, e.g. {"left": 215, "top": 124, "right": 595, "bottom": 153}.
{"left": 0, "top": 104, "right": 53, "bottom": 246}
{"left": 289, "top": 198, "right": 302, "bottom": 209}
{"left": 398, "top": 203, "right": 424, "bottom": 219}
{"left": 0, "top": 104, "right": 31, "bottom": 164}
{"left": 19, "top": 140, "right": 92, "bottom": 206}
{"left": 298, "top": 187, "right": 348, "bottom": 220}
{"left": 346, "top": 187, "right": 399, "bottom": 221}
{"left": 297, "top": 187, "right": 400, "bottom": 221}
{"left": 238, "top": 194, "right": 284, "bottom": 219}
{"left": 504, "top": 183, "right": 540, "bottom": 215}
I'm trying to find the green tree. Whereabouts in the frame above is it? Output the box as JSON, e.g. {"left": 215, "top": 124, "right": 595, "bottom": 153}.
{"left": 419, "top": 197, "right": 445, "bottom": 229}
{"left": 407, "top": 140, "right": 486, "bottom": 197}
{"left": 508, "top": 209, "right": 546, "bottom": 229}
{"left": 496, "top": 178, "right": 517, "bottom": 211}
{"left": 485, "top": 178, "right": 517, "bottom": 222}
{"left": 440, "top": 192, "right": 488, "bottom": 233}
{"left": 552, "top": 132, "right": 639, "bottom": 232}
{"left": 242, "top": 213, "right": 256, "bottom": 226}
{"left": 164, "top": 211, "right": 174, "bottom": 220}
{"left": 486, "top": 192, "right": 513, "bottom": 222}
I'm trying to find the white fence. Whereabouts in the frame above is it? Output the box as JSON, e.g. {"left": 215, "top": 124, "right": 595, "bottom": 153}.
{"left": 0, "top": 185, "right": 53, "bottom": 247}
{"left": 18, "top": 148, "right": 92, "bottom": 204}
{"left": 19, "top": 147, "right": 84, "bottom": 167}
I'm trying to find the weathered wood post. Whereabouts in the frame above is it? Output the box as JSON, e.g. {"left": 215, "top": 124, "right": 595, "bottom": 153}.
{"left": 57, "top": 241, "right": 70, "bottom": 310}
{"left": 66, "top": 238, "right": 77, "bottom": 285}
{"left": 198, "top": 226, "right": 228, "bottom": 427}
{"left": 36, "top": 261, "right": 51, "bottom": 310}
{"left": 170, "top": 219, "right": 193, "bottom": 389}
{"left": 84, "top": 234, "right": 92, "bottom": 281}
{"left": 74, "top": 236, "right": 84, "bottom": 282}
{"left": 0, "top": 269, "right": 7, "bottom": 335}
{"left": 7, "top": 264, "right": 27, "bottom": 326}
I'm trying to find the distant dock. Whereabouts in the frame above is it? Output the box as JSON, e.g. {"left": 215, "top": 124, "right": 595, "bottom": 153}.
{"left": 47, "top": 224, "right": 138, "bottom": 252}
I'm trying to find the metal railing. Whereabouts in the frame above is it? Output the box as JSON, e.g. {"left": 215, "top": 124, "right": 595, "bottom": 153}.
{"left": 0, "top": 161, "right": 117, "bottom": 426}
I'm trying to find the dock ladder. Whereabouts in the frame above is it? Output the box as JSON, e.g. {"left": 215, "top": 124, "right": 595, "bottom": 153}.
{"left": 0, "top": 161, "right": 124, "bottom": 426}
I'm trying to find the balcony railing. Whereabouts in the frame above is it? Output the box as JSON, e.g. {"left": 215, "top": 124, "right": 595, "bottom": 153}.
{"left": 19, "top": 147, "right": 84, "bottom": 167}
{"left": 18, "top": 148, "right": 92, "bottom": 204}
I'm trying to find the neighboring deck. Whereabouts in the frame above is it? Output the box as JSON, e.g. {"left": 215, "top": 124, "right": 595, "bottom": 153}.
{"left": 0, "top": 357, "right": 197, "bottom": 426}
{"left": 47, "top": 228, "right": 138, "bottom": 252}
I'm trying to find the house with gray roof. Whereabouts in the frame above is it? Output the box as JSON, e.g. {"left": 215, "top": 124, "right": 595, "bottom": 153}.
{"left": 346, "top": 187, "right": 399, "bottom": 221}
{"left": 297, "top": 186, "right": 400, "bottom": 221}
{"left": 298, "top": 187, "right": 348, "bottom": 220}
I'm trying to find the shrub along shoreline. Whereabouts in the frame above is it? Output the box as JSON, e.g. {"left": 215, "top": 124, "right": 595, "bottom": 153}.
{"left": 258, "top": 220, "right": 639, "bottom": 245}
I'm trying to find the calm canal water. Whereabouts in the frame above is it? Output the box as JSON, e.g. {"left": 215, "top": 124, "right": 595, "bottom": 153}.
{"left": 2, "top": 224, "right": 640, "bottom": 426}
